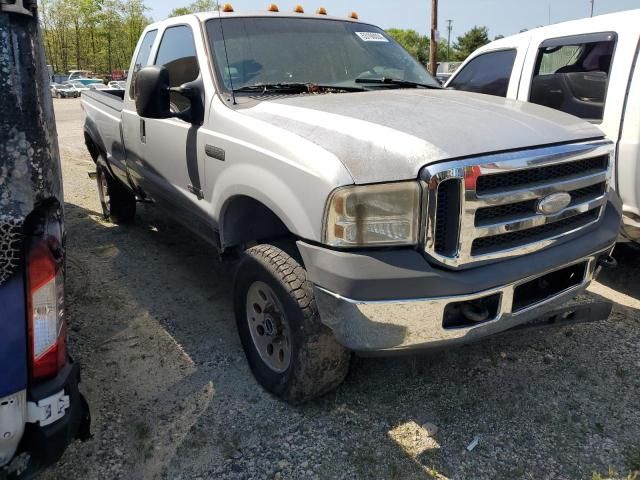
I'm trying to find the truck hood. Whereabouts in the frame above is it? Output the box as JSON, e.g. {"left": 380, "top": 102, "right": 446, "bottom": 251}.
{"left": 242, "top": 89, "right": 603, "bottom": 184}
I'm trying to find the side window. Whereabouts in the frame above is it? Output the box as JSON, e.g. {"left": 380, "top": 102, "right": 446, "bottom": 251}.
{"left": 129, "top": 30, "right": 158, "bottom": 100}
{"left": 529, "top": 34, "right": 616, "bottom": 122}
{"left": 448, "top": 49, "right": 517, "bottom": 97}
{"left": 154, "top": 25, "right": 200, "bottom": 112}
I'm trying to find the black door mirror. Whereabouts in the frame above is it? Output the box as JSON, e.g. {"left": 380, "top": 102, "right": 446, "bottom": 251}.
{"left": 135, "top": 66, "right": 172, "bottom": 119}
{"left": 135, "top": 66, "right": 204, "bottom": 125}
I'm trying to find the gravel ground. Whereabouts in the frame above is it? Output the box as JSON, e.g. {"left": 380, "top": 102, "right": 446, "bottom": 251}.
{"left": 41, "top": 98, "right": 640, "bottom": 480}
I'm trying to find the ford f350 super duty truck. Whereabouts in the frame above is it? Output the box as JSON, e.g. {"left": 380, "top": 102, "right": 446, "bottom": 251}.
{"left": 82, "top": 5, "right": 621, "bottom": 404}
{"left": 1, "top": 1, "right": 90, "bottom": 478}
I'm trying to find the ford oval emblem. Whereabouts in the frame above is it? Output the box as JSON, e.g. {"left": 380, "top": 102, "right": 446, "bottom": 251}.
{"left": 537, "top": 192, "right": 572, "bottom": 215}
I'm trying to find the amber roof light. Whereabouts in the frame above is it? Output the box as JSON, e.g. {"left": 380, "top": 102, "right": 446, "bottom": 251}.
{"left": 267, "top": 3, "right": 279, "bottom": 12}
{"left": 222, "top": 3, "right": 234, "bottom": 12}
{"left": 349, "top": 12, "right": 359, "bottom": 19}
{"left": 316, "top": 7, "right": 327, "bottom": 15}
{"left": 293, "top": 5, "right": 304, "bottom": 13}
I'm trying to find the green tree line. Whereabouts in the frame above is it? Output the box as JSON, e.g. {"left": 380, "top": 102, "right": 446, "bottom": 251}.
{"left": 41, "top": 0, "right": 151, "bottom": 75}
{"left": 386, "top": 26, "right": 492, "bottom": 65}
{"left": 39, "top": 0, "right": 491, "bottom": 77}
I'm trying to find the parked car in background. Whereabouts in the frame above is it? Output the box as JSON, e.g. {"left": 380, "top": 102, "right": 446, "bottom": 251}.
{"left": 66, "top": 70, "right": 103, "bottom": 86}
{"left": 107, "top": 80, "right": 126, "bottom": 90}
{"left": 87, "top": 83, "right": 109, "bottom": 90}
{"left": 82, "top": 9, "right": 620, "bottom": 404}
{"left": 435, "top": 72, "right": 452, "bottom": 85}
{"left": 446, "top": 9, "right": 640, "bottom": 242}
{"left": 1, "top": 4, "right": 90, "bottom": 478}
{"left": 50, "top": 82, "right": 79, "bottom": 98}
{"left": 64, "top": 81, "right": 90, "bottom": 93}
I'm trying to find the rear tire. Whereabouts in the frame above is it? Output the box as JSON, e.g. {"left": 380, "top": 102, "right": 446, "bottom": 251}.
{"left": 234, "top": 244, "right": 350, "bottom": 404}
{"left": 96, "top": 162, "right": 136, "bottom": 224}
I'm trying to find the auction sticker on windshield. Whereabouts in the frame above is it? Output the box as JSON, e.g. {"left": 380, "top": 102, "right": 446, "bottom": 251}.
{"left": 355, "top": 32, "right": 389, "bottom": 42}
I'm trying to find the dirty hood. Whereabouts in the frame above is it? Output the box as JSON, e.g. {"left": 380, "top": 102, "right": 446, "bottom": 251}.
{"left": 242, "top": 89, "right": 603, "bottom": 184}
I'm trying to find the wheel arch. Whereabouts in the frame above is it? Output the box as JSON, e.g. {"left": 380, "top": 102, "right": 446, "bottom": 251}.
{"left": 219, "top": 195, "right": 293, "bottom": 249}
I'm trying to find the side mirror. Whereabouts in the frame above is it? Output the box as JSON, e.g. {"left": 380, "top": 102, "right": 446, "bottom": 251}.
{"left": 135, "top": 65, "right": 172, "bottom": 119}
{"left": 135, "top": 66, "right": 205, "bottom": 125}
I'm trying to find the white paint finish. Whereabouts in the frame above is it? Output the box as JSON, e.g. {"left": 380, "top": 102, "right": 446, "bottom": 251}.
{"left": 243, "top": 88, "right": 601, "bottom": 184}
{"left": 203, "top": 95, "right": 353, "bottom": 242}
{"left": 0, "top": 391, "right": 26, "bottom": 467}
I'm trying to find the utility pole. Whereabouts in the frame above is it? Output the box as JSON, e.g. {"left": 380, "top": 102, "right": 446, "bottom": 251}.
{"left": 589, "top": 0, "right": 594, "bottom": 17}
{"left": 446, "top": 19, "right": 453, "bottom": 62}
{"left": 429, "top": 0, "right": 438, "bottom": 75}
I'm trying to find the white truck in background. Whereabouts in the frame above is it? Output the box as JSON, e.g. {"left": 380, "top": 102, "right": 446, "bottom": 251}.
{"left": 446, "top": 9, "right": 640, "bottom": 242}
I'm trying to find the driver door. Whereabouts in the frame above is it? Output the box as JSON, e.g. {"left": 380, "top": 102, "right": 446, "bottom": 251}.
{"left": 142, "top": 23, "right": 214, "bottom": 239}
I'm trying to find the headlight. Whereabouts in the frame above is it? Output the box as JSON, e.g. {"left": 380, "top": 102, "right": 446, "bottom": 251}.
{"left": 323, "top": 182, "right": 421, "bottom": 247}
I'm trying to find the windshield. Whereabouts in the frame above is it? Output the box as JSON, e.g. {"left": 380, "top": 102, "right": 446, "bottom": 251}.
{"left": 206, "top": 17, "right": 438, "bottom": 92}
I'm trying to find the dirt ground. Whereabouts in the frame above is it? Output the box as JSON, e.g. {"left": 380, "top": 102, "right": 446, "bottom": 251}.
{"left": 41, "top": 98, "right": 640, "bottom": 480}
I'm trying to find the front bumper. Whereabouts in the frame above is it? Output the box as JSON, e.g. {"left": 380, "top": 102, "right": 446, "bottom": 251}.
{"left": 314, "top": 248, "right": 613, "bottom": 352}
{"left": 2, "top": 358, "right": 90, "bottom": 480}
{"left": 301, "top": 198, "right": 621, "bottom": 353}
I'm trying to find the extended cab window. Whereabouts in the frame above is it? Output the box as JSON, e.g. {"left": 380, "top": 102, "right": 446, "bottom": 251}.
{"left": 154, "top": 25, "right": 200, "bottom": 112}
{"left": 529, "top": 33, "right": 616, "bottom": 122}
{"left": 129, "top": 29, "right": 157, "bottom": 99}
{"left": 448, "top": 49, "right": 517, "bottom": 97}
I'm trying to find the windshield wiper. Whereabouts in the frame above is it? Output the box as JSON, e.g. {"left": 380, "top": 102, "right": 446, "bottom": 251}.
{"left": 232, "top": 83, "right": 365, "bottom": 94}
{"left": 355, "top": 77, "right": 441, "bottom": 89}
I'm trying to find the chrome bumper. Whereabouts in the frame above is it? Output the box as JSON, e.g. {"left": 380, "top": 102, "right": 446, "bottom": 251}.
{"left": 314, "top": 247, "right": 614, "bottom": 353}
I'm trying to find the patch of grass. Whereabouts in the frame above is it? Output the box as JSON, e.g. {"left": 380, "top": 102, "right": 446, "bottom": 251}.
{"left": 592, "top": 465, "right": 639, "bottom": 480}
{"left": 625, "top": 446, "right": 640, "bottom": 473}
{"left": 616, "top": 366, "right": 628, "bottom": 379}
{"left": 131, "top": 420, "right": 154, "bottom": 460}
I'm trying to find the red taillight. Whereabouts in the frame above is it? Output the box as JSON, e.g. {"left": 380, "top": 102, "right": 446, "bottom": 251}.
{"left": 27, "top": 239, "right": 66, "bottom": 380}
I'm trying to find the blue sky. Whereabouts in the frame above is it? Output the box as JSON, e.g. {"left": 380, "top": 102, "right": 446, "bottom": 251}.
{"left": 146, "top": 0, "right": 639, "bottom": 39}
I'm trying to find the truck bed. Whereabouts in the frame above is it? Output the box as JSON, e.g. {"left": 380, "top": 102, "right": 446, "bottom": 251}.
{"left": 81, "top": 89, "right": 127, "bottom": 179}
{"left": 82, "top": 89, "right": 124, "bottom": 112}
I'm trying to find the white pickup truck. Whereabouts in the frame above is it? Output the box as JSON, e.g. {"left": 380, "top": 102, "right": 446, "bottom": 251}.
{"left": 82, "top": 7, "right": 621, "bottom": 403}
{"left": 446, "top": 9, "right": 640, "bottom": 242}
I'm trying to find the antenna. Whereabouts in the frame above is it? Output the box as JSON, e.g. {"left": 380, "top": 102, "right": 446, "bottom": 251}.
{"left": 216, "top": 1, "right": 237, "bottom": 105}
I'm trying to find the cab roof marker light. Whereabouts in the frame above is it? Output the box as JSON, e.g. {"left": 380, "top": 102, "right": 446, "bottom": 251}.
{"left": 349, "top": 11, "right": 358, "bottom": 19}
{"left": 267, "top": 3, "right": 279, "bottom": 12}
{"left": 316, "top": 7, "right": 327, "bottom": 15}
{"left": 293, "top": 5, "right": 304, "bottom": 13}
{"left": 222, "top": 3, "right": 234, "bottom": 12}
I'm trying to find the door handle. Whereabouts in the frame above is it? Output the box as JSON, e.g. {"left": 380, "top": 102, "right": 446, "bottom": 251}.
{"left": 140, "top": 119, "right": 146, "bottom": 144}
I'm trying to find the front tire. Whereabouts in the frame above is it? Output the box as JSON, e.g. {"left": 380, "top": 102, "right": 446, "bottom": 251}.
{"left": 96, "top": 162, "right": 136, "bottom": 224}
{"left": 234, "top": 244, "right": 350, "bottom": 404}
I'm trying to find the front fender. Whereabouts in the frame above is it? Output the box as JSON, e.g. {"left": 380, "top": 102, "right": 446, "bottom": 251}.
{"left": 213, "top": 163, "right": 319, "bottom": 241}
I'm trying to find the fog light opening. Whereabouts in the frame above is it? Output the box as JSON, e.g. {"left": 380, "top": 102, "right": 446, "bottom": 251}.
{"left": 443, "top": 294, "right": 501, "bottom": 329}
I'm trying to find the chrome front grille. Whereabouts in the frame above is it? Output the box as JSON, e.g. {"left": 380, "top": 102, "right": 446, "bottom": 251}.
{"left": 422, "top": 141, "right": 613, "bottom": 268}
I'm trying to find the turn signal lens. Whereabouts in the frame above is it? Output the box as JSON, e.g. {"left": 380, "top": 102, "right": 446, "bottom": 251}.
{"left": 222, "top": 3, "right": 234, "bottom": 12}
{"left": 324, "top": 182, "right": 421, "bottom": 247}
{"left": 316, "top": 7, "right": 327, "bottom": 15}
{"left": 267, "top": 3, "right": 279, "bottom": 12}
